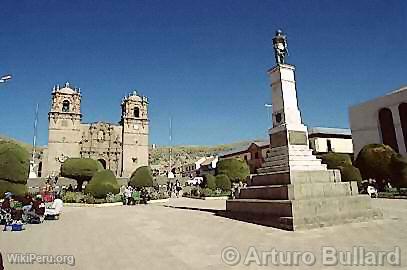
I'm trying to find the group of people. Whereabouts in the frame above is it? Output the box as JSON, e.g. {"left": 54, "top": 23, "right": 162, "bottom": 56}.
{"left": 166, "top": 180, "right": 182, "bottom": 198}
{"left": 1, "top": 191, "right": 63, "bottom": 231}
{"left": 1, "top": 192, "right": 45, "bottom": 227}
{"left": 120, "top": 185, "right": 150, "bottom": 205}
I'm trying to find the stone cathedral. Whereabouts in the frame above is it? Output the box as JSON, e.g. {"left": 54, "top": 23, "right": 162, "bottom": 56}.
{"left": 41, "top": 82, "right": 149, "bottom": 178}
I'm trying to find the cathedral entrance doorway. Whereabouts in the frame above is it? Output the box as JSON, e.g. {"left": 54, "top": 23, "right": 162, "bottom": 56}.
{"left": 98, "top": 159, "right": 107, "bottom": 169}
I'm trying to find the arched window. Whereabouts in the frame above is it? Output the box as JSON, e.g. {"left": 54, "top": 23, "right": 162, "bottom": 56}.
{"left": 399, "top": 103, "right": 407, "bottom": 151}
{"left": 378, "top": 108, "right": 399, "bottom": 152}
{"left": 134, "top": 107, "right": 140, "bottom": 118}
{"left": 62, "top": 100, "right": 70, "bottom": 112}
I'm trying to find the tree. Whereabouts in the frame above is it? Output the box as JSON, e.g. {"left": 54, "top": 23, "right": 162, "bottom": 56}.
{"left": 320, "top": 152, "right": 352, "bottom": 169}
{"left": 60, "top": 158, "right": 103, "bottom": 191}
{"left": 204, "top": 174, "right": 216, "bottom": 190}
{"left": 84, "top": 170, "right": 120, "bottom": 199}
{"left": 0, "top": 141, "right": 29, "bottom": 198}
{"left": 129, "top": 166, "right": 153, "bottom": 188}
{"left": 217, "top": 158, "right": 250, "bottom": 183}
{"left": 338, "top": 165, "right": 362, "bottom": 183}
{"left": 355, "top": 144, "right": 396, "bottom": 190}
{"left": 390, "top": 154, "right": 407, "bottom": 191}
{"left": 215, "top": 174, "right": 231, "bottom": 191}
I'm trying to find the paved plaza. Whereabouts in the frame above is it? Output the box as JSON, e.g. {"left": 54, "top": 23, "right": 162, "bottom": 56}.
{"left": 1, "top": 198, "right": 407, "bottom": 269}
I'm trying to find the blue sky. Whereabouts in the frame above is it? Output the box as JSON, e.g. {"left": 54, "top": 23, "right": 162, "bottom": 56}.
{"left": 0, "top": 0, "right": 406, "bottom": 146}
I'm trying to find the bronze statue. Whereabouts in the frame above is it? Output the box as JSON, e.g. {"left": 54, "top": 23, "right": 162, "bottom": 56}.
{"left": 272, "top": 29, "right": 288, "bottom": 64}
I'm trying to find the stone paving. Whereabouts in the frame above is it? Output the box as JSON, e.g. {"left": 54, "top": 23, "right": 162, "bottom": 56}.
{"left": 1, "top": 198, "right": 406, "bottom": 269}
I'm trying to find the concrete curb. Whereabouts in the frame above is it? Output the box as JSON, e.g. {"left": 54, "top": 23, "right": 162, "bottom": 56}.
{"left": 65, "top": 202, "right": 123, "bottom": 207}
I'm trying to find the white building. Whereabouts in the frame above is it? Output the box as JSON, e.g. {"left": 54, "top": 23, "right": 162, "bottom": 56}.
{"left": 349, "top": 86, "right": 407, "bottom": 156}
{"left": 308, "top": 127, "right": 353, "bottom": 155}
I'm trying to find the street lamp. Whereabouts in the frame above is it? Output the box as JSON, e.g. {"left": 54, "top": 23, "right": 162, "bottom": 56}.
{"left": 0, "top": 74, "right": 12, "bottom": 83}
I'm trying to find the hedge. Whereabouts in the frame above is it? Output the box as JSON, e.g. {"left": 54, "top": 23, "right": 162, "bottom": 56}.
{"left": 205, "top": 174, "right": 216, "bottom": 190}
{"left": 215, "top": 174, "right": 231, "bottom": 191}
{"left": 61, "top": 158, "right": 103, "bottom": 191}
{"left": 129, "top": 166, "right": 153, "bottom": 188}
{"left": 84, "top": 170, "right": 120, "bottom": 199}
{"left": 217, "top": 158, "right": 250, "bottom": 183}
{"left": 320, "top": 152, "right": 352, "bottom": 169}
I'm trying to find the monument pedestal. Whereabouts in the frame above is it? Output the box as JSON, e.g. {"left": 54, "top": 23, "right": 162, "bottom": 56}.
{"left": 225, "top": 63, "right": 382, "bottom": 230}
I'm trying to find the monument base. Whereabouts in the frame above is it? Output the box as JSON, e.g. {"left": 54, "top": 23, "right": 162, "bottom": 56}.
{"left": 226, "top": 170, "right": 382, "bottom": 230}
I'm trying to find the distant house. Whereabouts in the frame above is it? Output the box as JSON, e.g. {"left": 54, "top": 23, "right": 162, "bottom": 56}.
{"left": 197, "top": 156, "right": 218, "bottom": 176}
{"left": 177, "top": 156, "right": 218, "bottom": 178}
{"left": 308, "top": 127, "right": 353, "bottom": 155}
{"left": 349, "top": 86, "right": 407, "bottom": 156}
{"left": 219, "top": 127, "right": 353, "bottom": 174}
{"left": 219, "top": 140, "right": 270, "bottom": 174}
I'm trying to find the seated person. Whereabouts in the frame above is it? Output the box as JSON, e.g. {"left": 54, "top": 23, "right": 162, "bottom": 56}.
{"left": 1, "top": 192, "right": 13, "bottom": 212}
{"left": 45, "top": 196, "right": 63, "bottom": 217}
{"left": 26, "top": 195, "right": 45, "bottom": 221}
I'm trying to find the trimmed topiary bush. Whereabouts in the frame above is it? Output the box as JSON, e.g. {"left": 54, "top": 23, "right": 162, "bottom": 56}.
{"left": 84, "top": 169, "right": 120, "bottom": 199}
{"left": 129, "top": 166, "right": 153, "bottom": 188}
{"left": 355, "top": 144, "right": 397, "bottom": 191}
{"left": 215, "top": 174, "right": 231, "bottom": 191}
{"left": 320, "top": 152, "right": 352, "bottom": 169}
{"left": 0, "top": 180, "right": 27, "bottom": 198}
{"left": 217, "top": 158, "right": 250, "bottom": 183}
{"left": 390, "top": 154, "right": 407, "bottom": 191}
{"left": 0, "top": 141, "right": 29, "bottom": 198}
{"left": 204, "top": 174, "right": 216, "bottom": 190}
{"left": 338, "top": 165, "right": 362, "bottom": 183}
{"left": 355, "top": 144, "right": 395, "bottom": 187}
{"left": 61, "top": 158, "right": 103, "bottom": 191}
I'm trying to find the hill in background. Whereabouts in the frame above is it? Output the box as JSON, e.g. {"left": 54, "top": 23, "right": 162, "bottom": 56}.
{"left": 149, "top": 141, "right": 252, "bottom": 168}
{"left": 0, "top": 134, "right": 252, "bottom": 168}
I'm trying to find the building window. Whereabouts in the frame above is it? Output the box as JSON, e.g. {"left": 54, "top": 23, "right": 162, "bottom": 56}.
{"left": 134, "top": 107, "right": 140, "bottom": 118}
{"left": 378, "top": 108, "right": 399, "bottom": 152}
{"left": 327, "top": 139, "right": 332, "bottom": 152}
{"left": 254, "top": 152, "right": 259, "bottom": 159}
{"left": 62, "top": 100, "right": 70, "bottom": 112}
{"left": 399, "top": 103, "right": 407, "bottom": 151}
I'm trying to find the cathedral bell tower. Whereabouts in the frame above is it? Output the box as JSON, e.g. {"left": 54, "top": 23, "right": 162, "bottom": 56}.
{"left": 120, "top": 91, "right": 149, "bottom": 177}
{"left": 43, "top": 82, "right": 82, "bottom": 176}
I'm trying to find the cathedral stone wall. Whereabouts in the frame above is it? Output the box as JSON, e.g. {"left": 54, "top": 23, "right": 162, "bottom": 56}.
{"left": 42, "top": 83, "right": 149, "bottom": 178}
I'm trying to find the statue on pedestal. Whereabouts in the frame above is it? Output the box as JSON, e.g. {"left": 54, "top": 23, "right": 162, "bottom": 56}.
{"left": 272, "top": 29, "right": 288, "bottom": 64}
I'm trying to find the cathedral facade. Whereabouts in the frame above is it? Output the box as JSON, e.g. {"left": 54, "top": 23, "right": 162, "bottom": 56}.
{"left": 41, "top": 82, "right": 149, "bottom": 178}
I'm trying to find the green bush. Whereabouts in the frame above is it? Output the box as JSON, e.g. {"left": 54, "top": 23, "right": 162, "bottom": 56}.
{"left": 217, "top": 158, "right": 250, "bottom": 183}
{"left": 338, "top": 165, "right": 362, "bottom": 183}
{"left": 0, "top": 180, "right": 27, "bottom": 198}
{"left": 390, "top": 154, "right": 407, "bottom": 190}
{"left": 0, "top": 141, "right": 29, "bottom": 198}
{"left": 62, "top": 191, "right": 85, "bottom": 203}
{"left": 61, "top": 158, "right": 103, "bottom": 191}
{"left": 204, "top": 174, "right": 216, "bottom": 190}
{"left": 320, "top": 152, "right": 352, "bottom": 169}
{"left": 215, "top": 174, "right": 232, "bottom": 191}
{"left": 129, "top": 166, "right": 153, "bottom": 188}
{"left": 355, "top": 144, "right": 395, "bottom": 182}
{"left": 85, "top": 170, "right": 120, "bottom": 199}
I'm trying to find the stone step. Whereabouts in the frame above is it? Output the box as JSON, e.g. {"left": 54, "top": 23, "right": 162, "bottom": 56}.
{"left": 264, "top": 159, "right": 323, "bottom": 168}
{"left": 269, "top": 148, "right": 312, "bottom": 157}
{"left": 239, "top": 182, "right": 358, "bottom": 200}
{"left": 290, "top": 164, "right": 327, "bottom": 171}
{"left": 258, "top": 163, "right": 327, "bottom": 174}
{"left": 249, "top": 170, "right": 340, "bottom": 186}
{"left": 265, "top": 154, "right": 319, "bottom": 163}
{"left": 282, "top": 208, "right": 382, "bottom": 230}
{"left": 226, "top": 199, "right": 292, "bottom": 217}
{"left": 226, "top": 195, "right": 380, "bottom": 230}
{"left": 224, "top": 208, "right": 381, "bottom": 231}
